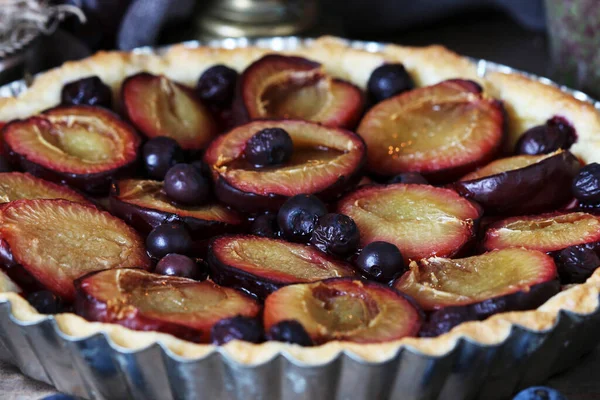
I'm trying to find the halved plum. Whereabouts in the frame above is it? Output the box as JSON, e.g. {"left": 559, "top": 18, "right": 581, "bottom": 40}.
{"left": 234, "top": 54, "right": 364, "bottom": 129}
{"left": 483, "top": 212, "right": 600, "bottom": 253}
{"left": 204, "top": 120, "right": 366, "bottom": 213}
{"left": 2, "top": 106, "right": 140, "bottom": 194}
{"left": 207, "top": 235, "right": 356, "bottom": 299}
{"left": 0, "top": 199, "right": 151, "bottom": 300}
{"left": 450, "top": 150, "right": 580, "bottom": 215}
{"left": 357, "top": 79, "right": 504, "bottom": 181}
{"left": 0, "top": 172, "right": 89, "bottom": 204}
{"left": 75, "top": 268, "right": 260, "bottom": 343}
{"left": 0, "top": 269, "right": 20, "bottom": 293}
{"left": 337, "top": 184, "right": 482, "bottom": 262}
{"left": 109, "top": 179, "right": 243, "bottom": 238}
{"left": 393, "top": 248, "right": 559, "bottom": 312}
{"left": 122, "top": 73, "right": 217, "bottom": 150}
{"left": 263, "top": 278, "right": 422, "bottom": 344}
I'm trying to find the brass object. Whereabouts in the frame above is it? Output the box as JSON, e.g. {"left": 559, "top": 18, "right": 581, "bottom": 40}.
{"left": 197, "top": 0, "right": 317, "bottom": 38}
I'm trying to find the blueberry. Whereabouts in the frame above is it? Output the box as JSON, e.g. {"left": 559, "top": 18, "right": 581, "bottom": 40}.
{"left": 155, "top": 253, "right": 207, "bottom": 280}
{"left": 146, "top": 222, "right": 194, "bottom": 259}
{"left": 211, "top": 316, "right": 264, "bottom": 345}
{"left": 355, "top": 241, "right": 406, "bottom": 283}
{"left": 419, "top": 307, "right": 477, "bottom": 337}
{"left": 266, "top": 320, "right": 313, "bottom": 346}
{"left": 142, "top": 137, "right": 185, "bottom": 180}
{"left": 277, "top": 194, "right": 327, "bottom": 243}
{"left": 244, "top": 128, "right": 293, "bottom": 167}
{"left": 251, "top": 214, "right": 281, "bottom": 238}
{"left": 515, "top": 117, "right": 576, "bottom": 155}
{"left": 367, "top": 63, "right": 414, "bottom": 103}
{"left": 310, "top": 213, "right": 360, "bottom": 257}
{"left": 573, "top": 163, "right": 600, "bottom": 205}
{"left": 196, "top": 65, "right": 238, "bottom": 109}
{"left": 512, "top": 386, "right": 567, "bottom": 400}
{"left": 388, "top": 172, "right": 428, "bottom": 185}
{"left": 26, "top": 291, "right": 64, "bottom": 314}
{"left": 554, "top": 244, "right": 600, "bottom": 283}
{"left": 164, "top": 164, "right": 211, "bottom": 206}
{"left": 61, "top": 76, "right": 112, "bottom": 108}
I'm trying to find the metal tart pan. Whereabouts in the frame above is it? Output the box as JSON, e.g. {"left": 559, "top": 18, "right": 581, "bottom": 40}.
{"left": 0, "top": 37, "right": 599, "bottom": 400}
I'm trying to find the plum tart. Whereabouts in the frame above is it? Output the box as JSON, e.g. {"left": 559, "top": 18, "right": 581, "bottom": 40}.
{"left": 0, "top": 36, "right": 599, "bottom": 373}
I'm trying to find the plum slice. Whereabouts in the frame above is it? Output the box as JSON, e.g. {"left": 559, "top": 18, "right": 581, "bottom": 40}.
{"left": 109, "top": 179, "right": 242, "bottom": 238}
{"left": 75, "top": 268, "right": 260, "bottom": 343}
{"left": 235, "top": 55, "right": 364, "bottom": 129}
{"left": 393, "top": 248, "right": 559, "bottom": 312}
{"left": 122, "top": 73, "right": 217, "bottom": 150}
{"left": 204, "top": 120, "right": 366, "bottom": 212}
{"left": 207, "top": 235, "right": 356, "bottom": 299}
{"left": 0, "top": 199, "right": 151, "bottom": 300}
{"left": 337, "top": 184, "right": 482, "bottom": 262}
{"left": 0, "top": 172, "right": 89, "bottom": 204}
{"left": 483, "top": 212, "right": 600, "bottom": 253}
{"left": 450, "top": 150, "right": 580, "bottom": 215}
{"left": 356, "top": 79, "right": 504, "bottom": 181}
{"left": 263, "top": 278, "right": 422, "bottom": 344}
{"left": 3, "top": 106, "right": 140, "bottom": 194}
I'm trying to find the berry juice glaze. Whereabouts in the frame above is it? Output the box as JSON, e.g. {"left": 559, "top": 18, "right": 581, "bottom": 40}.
{"left": 546, "top": 0, "right": 600, "bottom": 97}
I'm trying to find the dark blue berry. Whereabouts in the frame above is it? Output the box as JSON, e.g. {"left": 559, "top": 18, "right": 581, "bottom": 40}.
{"left": 251, "top": 214, "right": 281, "bottom": 238}
{"left": 367, "top": 63, "right": 414, "bottom": 103}
{"left": 26, "top": 290, "right": 64, "bottom": 314}
{"left": 554, "top": 243, "right": 600, "bottom": 283}
{"left": 142, "top": 137, "right": 185, "bottom": 180}
{"left": 310, "top": 213, "right": 359, "bottom": 257}
{"left": 277, "top": 194, "right": 327, "bottom": 243}
{"left": 573, "top": 162, "right": 600, "bottom": 205}
{"left": 61, "top": 76, "right": 112, "bottom": 108}
{"left": 388, "top": 172, "right": 428, "bottom": 185}
{"left": 155, "top": 253, "right": 207, "bottom": 280}
{"left": 164, "top": 164, "right": 211, "bottom": 206}
{"left": 244, "top": 128, "right": 293, "bottom": 167}
{"left": 196, "top": 65, "right": 238, "bottom": 108}
{"left": 516, "top": 117, "right": 576, "bottom": 155}
{"left": 267, "top": 320, "right": 313, "bottom": 346}
{"left": 355, "top": 241, "right": 406, "bottom": 283}
{"left": 146, "top": 222, "right": 194, "bottom": 259}
{"left": 512, "top": 386, "right": 567, "bottom": 400}
{"left": 211, "top": 316, "right": 264, "bottom": 345}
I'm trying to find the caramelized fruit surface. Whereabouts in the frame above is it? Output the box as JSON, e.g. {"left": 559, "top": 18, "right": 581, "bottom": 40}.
{"left": 208, "top": 235, "right": 356, "bottom": 297}
{"left": 0, "top": 199, "right": 150, "bottom": 300}
{"left": 76, "top": 269, "right": 260, "bottom": 342}
{"left": 0, "top": 172, "right": 88, "bottom": 204}
{"left": 3, "top": 106, "right": 139, "bottom": 174}
{"left": 394, "top": 248, "right": 557, "bottom": 310}
{"left": 338, "top": 184, "right": 481, "bottom": 261}
{"left": 264, "top": 278, "right": 422, "bottom": 343}
{"left": 123, "top": 73, "right": 217, "bottom": 150}
{"left": 357, "top": 80, "right": 503, "bottom": 179}
{"left": 237, "top": 55, "right": 363, "bottom": 128}
{"left": 484, "top": 212, "right": 600, "bottom": 252}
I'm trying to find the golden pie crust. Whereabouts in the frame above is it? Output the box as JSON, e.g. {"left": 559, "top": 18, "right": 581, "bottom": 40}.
{"left": 1, "top": 36, "right": 600, "bottom": 365}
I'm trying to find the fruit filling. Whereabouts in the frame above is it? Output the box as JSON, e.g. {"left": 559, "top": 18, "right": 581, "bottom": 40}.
{"left": 110, "top": 179, "right": 242, "bottom": 237}
{"left": 75, "top": 269, "right": 260, "bottom": 342}
{"left": 338, "top": 184, "right": 481, "bottom": 261}
{"left": 236, "top": 55, "right": 364, "bottom": 128}
{"left": 393, "top": 248, "right": 558, "bottom": 310}
{"left": 0, "top": 199, "right": 150, "bottom": 300}
{"left": 484, "top": 212, "right": 600, "bottom": 252}
{"left": 357, "top": 79, "right": 504, "bottom": 180}
{"left": 0, "top": 172, "right": 88, "bottom": 204}
{"left": 204, "top": 120, "right": 365, "bottom": 212}
{"left": 2, "top": 106, "right": 140, "bottom": 193}
{"left": 263, "top": 278, "right": 422, "bottom": 343}
{"left": 122, "top": 73, "right": 217, "bottom": 150}
{"left": 208, "top": 235, "right": 356, "bottom": 298}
